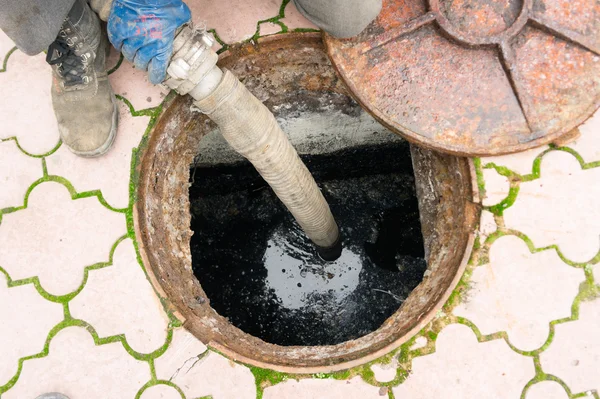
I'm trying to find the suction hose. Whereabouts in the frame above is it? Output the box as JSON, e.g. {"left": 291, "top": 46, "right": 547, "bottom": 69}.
{"left": 163, "top": 26, "right": 342, "bottom": 260}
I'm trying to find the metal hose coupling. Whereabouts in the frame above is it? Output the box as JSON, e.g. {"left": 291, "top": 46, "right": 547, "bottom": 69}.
{"left": 163, "top": 24, "right": 342, "bottom": 261}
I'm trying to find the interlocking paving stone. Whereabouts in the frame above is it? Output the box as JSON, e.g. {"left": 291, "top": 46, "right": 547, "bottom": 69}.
{"left": 479, "top": 210, "right": 497, "bottom": 241}
{"left": 0, "top": 274, "right": 63, "bottom": 386}
{"left": 156, "top": 348, "right": 255, "bottom": 399}
{"left": 139, "top": 384, "right": 182, "bottom": 399}
{"left": 189, "top": 0, "right": 282, "bottom": 44}
{"left": 392, "top": 324, "right": 535, "bottom": 398}
{"left": 0, "top": 140, "right": 43, "bottom": 209}
{"left": 1, "top": 0, "right": 600, "bottom": 397}
{"left": 481, "top": 146, "right": 550, "bottom": 176}
{"left": 504, "top": 151, "right": 600, "bottom": 263}
{"left": 4, "top": 326, "right": 150, "bottom": 399}
{"left": 0, "top": 29, "right": 14, "bottom": 65}
{"left": 259, "top": 21, "right": 284, "bottom": 36}
{"left": 0, "top": 181, "right": 126, "bottom": 296}
{"left": 481, "top": 168, "right": 510, "bottom": 206}
{"left": 540, "top": 299, "right": 600, "bottom": 393}
{"left": 154, "top": 328, "right": 207, "bottom": 378}
{"left": 409, "top": 336, "right": 428, "bottom": 351}
{"left": 108, "top": 59, "right": 169, "bottom": 110}
{"left": 280, "top": 1, "right": 318, "bottom": 31}
{"left": 454, "top": 235, "right": 584, "bottom": 351}
{"left": 46, "top": 101, "right": 150, "bottom": 209}
{"left": 0, "top": 50, "right": 60, "bottom": 155}
{"left": 70, "top": 238, "right": 169, "bottom": 354}
{"left": 525, "top": 381, "right": 570, "bottom": 399}
{"left": 569, "top": 112, "right": 600, "bottom": 164}
{"left": 263, "top": 377, "right": 383, "bottom": 399}
{"left": 370, "top": 361, "right": 398, "bottom": 383}
{"left": 106, "top": 46, "right": 122, "bottom": 73}
{"left": 155, "top": 329, "right": 256, "bottom": 399}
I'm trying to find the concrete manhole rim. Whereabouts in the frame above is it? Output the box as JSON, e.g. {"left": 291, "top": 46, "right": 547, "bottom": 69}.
{"left": 133, "top": 33, "right": 481, "bottom": 374}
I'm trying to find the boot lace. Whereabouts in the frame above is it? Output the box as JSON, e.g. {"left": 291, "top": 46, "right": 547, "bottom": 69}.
{"left": 46, "top": 28, "right": 91, "bottom": 87}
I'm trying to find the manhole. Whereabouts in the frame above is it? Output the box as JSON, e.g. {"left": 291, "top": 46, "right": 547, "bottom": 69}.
{"left": 134, "top": 33, "right": 479, "bottom": 373}
{"left": 191, "top": 142, "right": 427, "bottom": 347}
{"left": 325, "top": 0, "right": 600, "bottom": 156}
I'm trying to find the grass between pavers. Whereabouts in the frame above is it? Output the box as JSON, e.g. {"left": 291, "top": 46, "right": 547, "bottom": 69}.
{"left": 3, "top": 21, "right": 600, "bottom": 398}
{"left": 135, "top": 379, "right": 189, "bottom": 399}
{"left": 1, "top": 137, "right": 62, "bottom": 159}
{"left": 0, "top": 94, "right": 182, "bottom": 396}
{"left": 482, "top": 145, "right": 600, "bottom": 217}
{"left": 474, "top": 150, "right": 600, "bottom": 398}
{"left": 0, "top": 317, "right": 175, "bottom": 395}
{"left": 0, "top": 46, "right": 17, "bottom": 73}
{"left": 250, "top": 0, "right": 291, "bottom": 43}
{"left": 522, "top": 368, "right": 600, "bottom": 399}
{"left": 107, "top": 52, "right": 124, "bottom": 75}
{"left": 480, "top": 145, "right": 600, "bottom": 266}
{"left": 2, "top": 116, "right": 598, "bottom": 399}
{"left": 521, "top": 275, "right": 600, "bottom": 399}
{"left": 4, "top": 127, "right": 597, "bottom": 398}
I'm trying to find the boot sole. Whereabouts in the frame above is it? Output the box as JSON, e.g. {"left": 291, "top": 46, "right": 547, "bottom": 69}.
{"left": 70, "top": 91, "right": 119, "bottom": 158}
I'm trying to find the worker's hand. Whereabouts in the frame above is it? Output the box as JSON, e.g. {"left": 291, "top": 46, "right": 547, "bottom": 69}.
{"left": 108, "top": 0, "right": 191, "bottom": 84}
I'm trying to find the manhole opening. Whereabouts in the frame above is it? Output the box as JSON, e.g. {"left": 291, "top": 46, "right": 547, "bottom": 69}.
{"left": 190, "top": 141, "right": 426, "bottom": 346}
{"left": 135, "top": 33, "right": 479, "bottom": 373}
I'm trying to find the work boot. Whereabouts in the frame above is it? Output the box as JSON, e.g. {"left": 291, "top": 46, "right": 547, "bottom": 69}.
{"left": 35, "top": 394, "right": 70, "bottom": 399}
{"left": 46, "top": 0, "right": 117, "bottom": 157}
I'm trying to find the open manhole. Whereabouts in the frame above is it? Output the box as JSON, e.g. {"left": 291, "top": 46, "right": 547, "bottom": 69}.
{"left": 134, "top": 33, "right": 479, "bottom": 373}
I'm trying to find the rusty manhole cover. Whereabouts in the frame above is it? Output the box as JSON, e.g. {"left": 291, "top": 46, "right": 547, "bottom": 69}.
{"left": 325, "top": 0, "right": 600, "bottom": 156}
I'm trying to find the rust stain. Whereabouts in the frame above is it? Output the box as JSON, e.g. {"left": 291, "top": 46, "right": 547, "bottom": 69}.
{"left": 325, "top": 0, "right": 600, "bottom": 156}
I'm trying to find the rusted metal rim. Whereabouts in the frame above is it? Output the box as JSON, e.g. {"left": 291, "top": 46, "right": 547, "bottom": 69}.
{"left": 324, "top": 0, "right": 600, "bottom": 156}
{"left": 134, "top": 33, "right": 480, "bottom": 373}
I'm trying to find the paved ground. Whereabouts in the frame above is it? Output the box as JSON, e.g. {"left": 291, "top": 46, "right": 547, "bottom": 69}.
{"left": 1, "top": 0, "right": 600, "bottom": 398}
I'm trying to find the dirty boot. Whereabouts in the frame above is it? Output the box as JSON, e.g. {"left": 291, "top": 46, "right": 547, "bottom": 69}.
{"left": 46, "top": 0, "right": 118, "bottom": 157}
{"left": 35, "top": 394, "right": 70, "bottom": 399}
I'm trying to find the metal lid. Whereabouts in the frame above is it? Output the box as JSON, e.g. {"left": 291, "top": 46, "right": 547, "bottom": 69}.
{"left": 324, "top": 0, "right": 600, "bottom": 156}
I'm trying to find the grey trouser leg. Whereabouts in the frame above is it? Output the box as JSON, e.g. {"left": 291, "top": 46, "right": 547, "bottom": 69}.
{"left": 293, "top": 0, "right": 382, "bottom": 38}
{"left": 0, "top": 0, "right": 112, "bottom": 56}
{"left": 0, "top": 0, "right": 76, "bottom": 55}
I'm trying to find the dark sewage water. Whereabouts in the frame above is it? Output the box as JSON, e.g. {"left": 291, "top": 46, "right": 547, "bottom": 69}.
{"left": 189, "top": 141, "right": 427, "bottom": 346}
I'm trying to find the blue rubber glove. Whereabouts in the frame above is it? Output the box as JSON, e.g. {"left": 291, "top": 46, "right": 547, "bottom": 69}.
{"left": 108, "top": 0, "right": 191, "bottom": 84}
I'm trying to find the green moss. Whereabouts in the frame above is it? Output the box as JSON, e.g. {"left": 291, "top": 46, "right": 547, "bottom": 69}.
{"left": 0, "top": 89, "right": 182, "bottom": 395}
{"left": 207, "top": 29, "right": 229, "bottom": 54}
{"left": 480, "top": 163, "right": 521, "bottom": 216}
{"left": 0, "top": 46, "right": 17, "bottom": 73}
{"left": 0, "top": 318, "right": 174, "bottom": 394}
{"left": 293, "top": 28, "right": 321, "bottom": 33}
{"left": 519, "top": 363, "right": 584, "bottom": 399}
{"left": 444, "top": 265, "right": 474, "bottom": 312}
{"left": 578, "top": 279, "right": 600, "bottom": 303}
{"left": 120, "top": 90, "right": 186, "bottom": 331}
{"left": 249, "top": 367, "right": 291, "bottom": 399}
{"left": 482, "top": 146, "right": 600, "bottom": 220}
{"left": 473, "top": 158, "right": 486, "bottom": 198}
{"left": 116, "top": 95, "right": 160, "bottom": 118}
{"left": 107, "top": 53, "right": 124, "bottom": 75}
{"left": 2, "top": 136, "right": 62, "bottom": 158}
{"left": 330, "top": 369, "right": 352, "bottom": 380}
{"left": 135, "top": 380, "right": 187, "bottom": 399}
